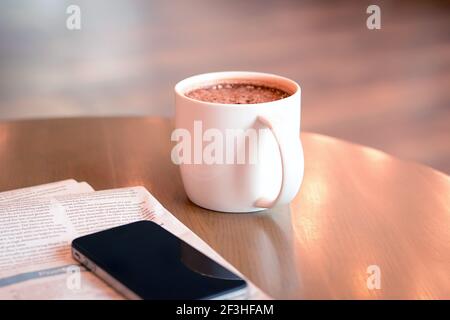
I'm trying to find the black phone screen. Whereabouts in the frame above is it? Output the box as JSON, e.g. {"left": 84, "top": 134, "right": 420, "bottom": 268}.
{"left": 71, "top": 221, "right": 247, "bottom": 299}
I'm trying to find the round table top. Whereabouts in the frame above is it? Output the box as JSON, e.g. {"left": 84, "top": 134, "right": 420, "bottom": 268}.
{"left": 0, "top": 117, "right": 448, "bottom": 299}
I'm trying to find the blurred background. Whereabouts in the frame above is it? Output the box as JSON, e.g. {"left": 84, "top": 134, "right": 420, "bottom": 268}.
{"left": 0, "top": 0, "right": 449, "bottom": 173}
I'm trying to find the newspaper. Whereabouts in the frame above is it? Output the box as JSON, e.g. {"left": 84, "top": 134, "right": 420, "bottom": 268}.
{"left": 0, "top": 181, "right": 269, "bottom": 299}
{"left": 0, "top": 179, "right": 93, "bottom": 203}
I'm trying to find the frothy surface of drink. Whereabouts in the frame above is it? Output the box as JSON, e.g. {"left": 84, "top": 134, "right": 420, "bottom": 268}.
{"left": 185, "top": 83, "right": 290, "bottom": 104}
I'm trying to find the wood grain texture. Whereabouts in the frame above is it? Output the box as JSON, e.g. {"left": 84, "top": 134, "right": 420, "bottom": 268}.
{"left": 0, "top": 117, "right": 448, "bottom": 299}
{"left": 0, "top": 1, "right": 449, "bottom": 173}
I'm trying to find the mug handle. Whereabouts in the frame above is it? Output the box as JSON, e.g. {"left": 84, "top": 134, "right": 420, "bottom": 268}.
{"left": 254, "top": 115, "right": 304, "bottom": 209}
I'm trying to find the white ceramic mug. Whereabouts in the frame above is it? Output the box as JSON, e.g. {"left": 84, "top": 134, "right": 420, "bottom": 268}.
{"left": 174, "top": 71, "right": 303, "bottom": 212}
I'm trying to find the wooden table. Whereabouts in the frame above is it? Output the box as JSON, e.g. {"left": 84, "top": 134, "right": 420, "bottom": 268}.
{"left": 0, "top": 117, "right": 449, "bottom": 299}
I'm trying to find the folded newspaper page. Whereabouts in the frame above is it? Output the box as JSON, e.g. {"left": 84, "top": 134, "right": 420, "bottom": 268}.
{"left": 0, "top": 181, "right": 269, "bottom": 299}
{"left": 0, "top": 179, "right": 93, "bottom": 203}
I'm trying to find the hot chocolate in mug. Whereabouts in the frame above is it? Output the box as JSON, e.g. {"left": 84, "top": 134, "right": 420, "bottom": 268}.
{"left": 173, "top": 71, "right": 303, "bottom": 212}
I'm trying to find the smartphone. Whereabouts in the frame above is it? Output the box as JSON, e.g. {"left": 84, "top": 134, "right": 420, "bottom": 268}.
{"left": 71, "top": 221, "right": 247, "bottom": 299}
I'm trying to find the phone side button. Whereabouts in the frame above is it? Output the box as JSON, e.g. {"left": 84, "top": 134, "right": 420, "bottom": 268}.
{"left": 84, "top": 259, "right": 97, "bottom": 272}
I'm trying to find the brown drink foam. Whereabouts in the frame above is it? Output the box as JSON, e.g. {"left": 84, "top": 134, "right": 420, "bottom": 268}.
{"left": 185, "top": 82, "right": 291, "bottom": 104}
